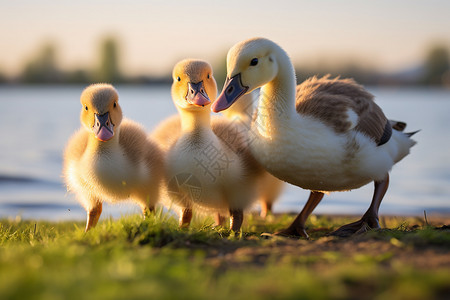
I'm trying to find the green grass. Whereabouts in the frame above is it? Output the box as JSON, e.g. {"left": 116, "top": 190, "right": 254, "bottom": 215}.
{"left": 0, "top": 212, "right": 449, "bottom": 300}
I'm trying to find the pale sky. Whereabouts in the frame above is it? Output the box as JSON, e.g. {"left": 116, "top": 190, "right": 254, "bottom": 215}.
{"left": 1, "top": 0, "right": 449, "bottom": 76}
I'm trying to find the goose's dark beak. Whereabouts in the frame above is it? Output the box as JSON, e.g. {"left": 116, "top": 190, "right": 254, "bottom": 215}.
{"left": 211, "top": 73, "right": 248, "bottom": 112}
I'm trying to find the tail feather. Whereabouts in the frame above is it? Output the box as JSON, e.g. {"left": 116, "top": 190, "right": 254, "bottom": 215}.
{"left": 406, "top": 130, "right": 420, "bottom": 137}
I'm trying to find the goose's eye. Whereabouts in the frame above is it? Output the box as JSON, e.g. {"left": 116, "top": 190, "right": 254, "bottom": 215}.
{"left": 177, "top": 76, "right": 181, "bottom": 82}
{"left": 114, "top": 102, "right": 117, "bottom": 108}
{"left": 85, "top": 105, "right": 88, "bottom": 111}
{"left": 250, "top": 58, "right": 258, "bottom": 66}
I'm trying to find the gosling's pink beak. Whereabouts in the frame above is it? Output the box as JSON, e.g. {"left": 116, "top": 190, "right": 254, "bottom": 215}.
{"left": 93, "top": 112, "right": 114, "bottom": 142}
{"left": 186, "top": 81, "right": 211, "bottom": 107}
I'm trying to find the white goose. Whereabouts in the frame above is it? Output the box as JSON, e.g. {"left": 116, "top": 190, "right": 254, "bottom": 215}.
{"left": 212, "top": 38, "right": 417, "bottom": 237}
{"left": 163, "top": 59, "right": 262, "bottom": 231}
{"left": 221, "top": 90, "right": 285, "bottom": 218}
{"left": 63, "top": 84, "right": 163, "bottom": 231}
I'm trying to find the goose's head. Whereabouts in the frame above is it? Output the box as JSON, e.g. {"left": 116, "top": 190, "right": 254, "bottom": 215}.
{"left": 171, "top": 59, "right": 217, "bottom": 112}
{"left": 212, "top": 38, "right": 280, "bottom": 112}
{"left": 80, "top": 84, "right": 122, "bottom": 142}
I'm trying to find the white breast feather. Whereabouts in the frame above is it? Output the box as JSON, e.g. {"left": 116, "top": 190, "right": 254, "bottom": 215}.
{"left": 251, "top": 113, "right": 415, "bottom": 192}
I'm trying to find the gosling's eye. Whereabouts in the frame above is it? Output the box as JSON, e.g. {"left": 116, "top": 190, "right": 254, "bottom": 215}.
{"left": 114, "top": 102, "right": 117, "bottom": 108}
{"left": 177, "top": 76, "right": 181, "bottom": 82}
{"left": 250, "top": 58, "right": 258, "bottom": 66}
{"left": 207, "top": 74, "right": 210, "bottom": 79}
{"left": 85, "top": 105, "right": 88, "bottom": 111}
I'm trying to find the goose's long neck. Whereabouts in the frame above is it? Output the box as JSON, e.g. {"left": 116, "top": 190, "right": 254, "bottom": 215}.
{"left": 178, "top": 107, "right": 211, "bottom": 133}
{"left": 255, "top": 50, "right": 297, "bottom": 135}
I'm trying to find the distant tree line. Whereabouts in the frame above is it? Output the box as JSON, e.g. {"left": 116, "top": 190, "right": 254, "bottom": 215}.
{"left": 422, "top": 45, "right": 450, "bottom": 85}
{"left": 18, "top": 37, "right": 124, "bottom": 84}
{"left": 2, "top": 37, "right": 171, "bottom": 85}
{"left": 295, "top": 44, "right": 450, "bottom": 87}
{"left": 1, "top": 38, "right": 449, "bottom": 87}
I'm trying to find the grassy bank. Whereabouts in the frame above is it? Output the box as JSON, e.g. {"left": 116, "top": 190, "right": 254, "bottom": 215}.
{"left": 1, "top": 212, "right": 449, "bottom": 300}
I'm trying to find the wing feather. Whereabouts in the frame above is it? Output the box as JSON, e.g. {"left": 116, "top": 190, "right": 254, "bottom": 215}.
{"left": 296, "top": 75, "right": 391, "bottom": 145}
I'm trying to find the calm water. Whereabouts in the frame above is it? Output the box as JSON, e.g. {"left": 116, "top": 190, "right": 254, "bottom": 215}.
{"left": 0, "top": 85, "right": 449, "bottom": 221}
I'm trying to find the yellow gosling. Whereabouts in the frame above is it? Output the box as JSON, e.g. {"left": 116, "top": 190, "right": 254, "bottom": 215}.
{"left": 63, "top": 84, "right": 163, "bottom": 231}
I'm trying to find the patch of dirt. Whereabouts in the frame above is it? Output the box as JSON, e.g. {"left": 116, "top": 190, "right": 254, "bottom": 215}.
{"left": 198, "top": 215, "right": 450, "bottom": 271}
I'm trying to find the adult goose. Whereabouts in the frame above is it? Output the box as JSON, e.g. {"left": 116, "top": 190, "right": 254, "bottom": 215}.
{"left": 212, "top": 38, "right": 417, "bottom": 237}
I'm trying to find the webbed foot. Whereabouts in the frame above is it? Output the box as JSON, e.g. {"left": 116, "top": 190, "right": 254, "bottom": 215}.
{"left": 272, "top": 226, "right": 309, "bottom": 239}
{"left": 329, "top": 217, "right": 380, "bottom": 237}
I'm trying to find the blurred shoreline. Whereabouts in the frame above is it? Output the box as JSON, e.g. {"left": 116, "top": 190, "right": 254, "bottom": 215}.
{"left": 1, "top": 85, "right": 449, "bottom": 222}
{"left": 1, "top": 38, "right": 449, "bottom": 88}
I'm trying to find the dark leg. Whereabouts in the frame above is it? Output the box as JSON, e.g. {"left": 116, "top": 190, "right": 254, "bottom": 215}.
{"left": 85, "top": 202, "right": 102, "bottom": 232}
{"left": 179, "top": 207, "right": 193, "bottom": 228}
{"left": 215, "top": 213, "right": 227, "bottom": 227}
{"left": 141, "top": 205, "right": 155, "bottom": 218}
{"left": 331, "top": 174, "right": 389, "bottom": 237}
{"left": 229, "top": 209, "right": 244, "bottom": 232}
{"left": 260, "top": 201, "right": 273, "bottom": 218}
{"left": 274, "top": 191, "right": 324, "bottom": 238}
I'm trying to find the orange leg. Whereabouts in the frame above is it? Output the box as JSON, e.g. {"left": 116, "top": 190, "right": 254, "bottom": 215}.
{"left": 260, "top": 201, "right": 273, "bottom": 218}
{"left": 85, "top": 202, "right": 102, "bottom": 232}
{"left": 179, "top": 207, "right": 193, "bottom": 228}
{"left": 274, "top": 191, "right": 324, "bottom": 238}
{"left": 215, "top": 213, "right": 227, "bottom": 227}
